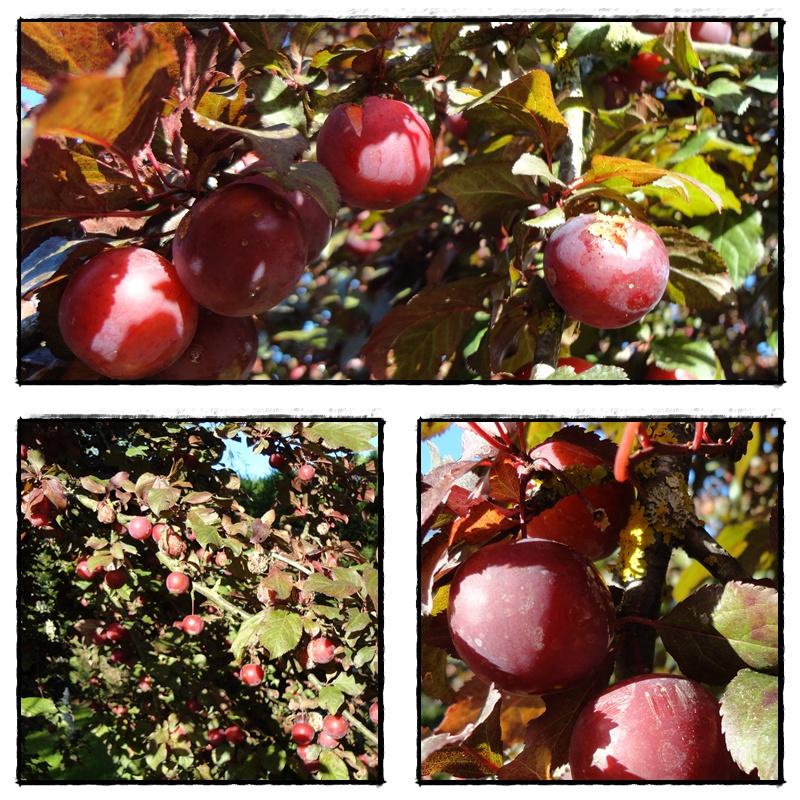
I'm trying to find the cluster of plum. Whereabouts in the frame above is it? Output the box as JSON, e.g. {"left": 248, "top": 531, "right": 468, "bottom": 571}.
{"left": 605, "top": 20, "right": 733, "bottom": 108}
{"left": 291, "top": 702, "right": 378, "bottom": 774}
{"left": 57, "top": 96, "right": 434, "bottom": 381}
{"left": 446, "top": 437, "right": 744, "bottom": 780}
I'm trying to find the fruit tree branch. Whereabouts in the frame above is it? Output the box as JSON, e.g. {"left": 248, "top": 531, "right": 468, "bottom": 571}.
{"left": 679, "top": 523, "right": 752, "bottom": 583}
{"left": 156, "top": 551, "right": 252, "bottom": 619}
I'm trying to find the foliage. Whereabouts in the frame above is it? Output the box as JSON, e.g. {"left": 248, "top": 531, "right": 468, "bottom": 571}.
{"left": 19, "top": 19, "right": 780, "bottom": 381}
{"left": 419, "top": 420, "right": 780, "bottom": 781}
{"left": 18, "top": 419, "right": 380, "bottom": 782}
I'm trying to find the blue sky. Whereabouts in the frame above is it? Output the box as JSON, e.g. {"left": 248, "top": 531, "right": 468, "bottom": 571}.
{"left": 421, "top": 424, "right": 462, "bottom": 473}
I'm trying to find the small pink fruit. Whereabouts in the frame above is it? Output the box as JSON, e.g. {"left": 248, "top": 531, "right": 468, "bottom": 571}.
{"left": 152, "top": 523, "right": 167, "bottom": 542}
{"left": 307, "top": 636, "right": 336, "bottom": 665}
{"left": 207, "top": 728, "right": 226, "bottom": 747}
{"left": 104, "top": 568, "right": 128, "bottom": 589}
{"left": 297, "top": 463, "right": 316, "bottom": 482}
{"left": 166, "top": 571, "right": 191, "bottom": 594}
{"left": 292, "top": 721, "right": 315, "bottom": 745}
{"left": 127, "top": 516, "right": 152, "bottom": 540}
{"left": 225, "top": 725, "right": 246, "bottom": 744}
{"left": 322, "top": 714, "right": 349, "bottom": 740}
{"left": 317, "top": 731, "right": 340, "bottom": 749}
{"left": 240, "top": 663, "right": 264, "bottom": 686}
{"left": 369, "top": 702, "right": 379, "bottom": 724}
{"left": 76, "top": 558, "right": 101, "bottom": 580}
{"left": 181, "top": 614, "right": 204, "bottom": 635}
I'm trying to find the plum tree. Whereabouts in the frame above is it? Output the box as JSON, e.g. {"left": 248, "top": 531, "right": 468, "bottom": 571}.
{"left": 543, "top": 213, "right": 670, "bottom": 329}
{"left": 58, "top": 247, "right": 198, "bottom": 379}
{"left": 307, "top": 636, "right": 336, "bottom": 664}
{"left": 240, "top": 663, "right": 264, "bottom": 686}
{"left": 291, "top": 721, "right": 315, "bottom": 745}
{"left": 568, "top": 674, "right": 743, "bottom": 780}
{"left": 316, "top": 96, "right": 434, "bottom": 209}
{"left": 322, "top": 714, "right": 349, "bottom": 739}
{"left": 127, "top": 517, "right": 152, "bottom": 541}
{"left": 157, "top": 310, "right": 259, "bottom": 381}
{"left": 297, "top": 464, "right": 316, "bottom": 483}
{"left": 629, "top": 52, "right": 668, "bottom": 82}
{"left": 166, "top": 572, "right": 191, "bottom": 594}
{"left": 172, "top": 181, "right": 307, "bottom": 317}
{"left": 181, "top": 614, "right": 204, "bottom": 635}
{"left": 525, "top": 481, "right": 634, "bottom": 561}
{"left": 447, "top": 539, "right": 616, "bottom": 694}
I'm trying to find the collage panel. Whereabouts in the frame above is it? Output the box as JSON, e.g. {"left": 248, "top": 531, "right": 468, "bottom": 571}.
{"left": 17, "top": 418, "right": 382, "bottom": 783}
{"left": 419, "top": 419, "right": 781, "bottom": 783}
{"left": 18, "top": 18, "right": 781, "bottom": 384}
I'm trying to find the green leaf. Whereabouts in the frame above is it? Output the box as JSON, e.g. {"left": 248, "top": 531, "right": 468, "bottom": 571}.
{"left": 303, "top": 573, "right": 359, "bottom": 600}
{"left": 186, "top": 508, "right": 224, "bottom": 549}
{"left": 647, "top": 156, "right": 740, "bottom": 217}
{"left": 713, "top": 581, "right": 779, "bottom": 670}
{"left": 567, "top": 21, "right": 637, "bottom": 57}
{"left": 361, "top": 565, "right": 379, "bottom": 610}
{"left": 678, "top": 77, "right": 751, "bottom": 115}
{"left": 332, "top": 672, "right": 365, "bottom": 697}
{"left": 650, "top": 335, "right": 721, "bottom": 380}
{"left": 303, "top": 422, "right": 377, "bottom": 453}
{"left": 21, "top": 697, "right": 58, "bottom": 718}
{"left": 264, "top": 570, "right": 294, "bottom": 600}
{"left": 317, "top": 748, "right": 350, "bottom": 780}
{"left": 549, "top": 365, "right": 629, "bottom": 381}
{"left": 745, "top": 67, "right": 778, "bottom": 94}
{"left": 317, "top": 684, "right": 345, "bottom": 714}
{"left": 489, "top": 70, "right": 567, "bottom": 154}
{"left": 146, "top": 486, "right": 181, "bottom": 516}
{"left": 230, "top": 609, "right": 269, "bottom": 661}
{"left": 512, "top": 153, "right": 564, "bottom": 186}
{"left": 344, "top": 610, "right": 371, "bottom": 635}
{"left": 721, "top": 670, "right": 779, "bottom": 780}
{"left": 258, "top": 609, "right": 304, "bottom": 659}
{"left": 353, "top": 645, "right": 376, "bottom": 669}
{"left": 438, "top": 161, "right": 538, "bottom": 222}
{"left": 658, "top": 226, "right": 735, "bottom": 310}
{"left": 692, "top": 211, "right": 765, "bottom": 289}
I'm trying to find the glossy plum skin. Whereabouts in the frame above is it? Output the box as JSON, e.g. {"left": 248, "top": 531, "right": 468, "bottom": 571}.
{"left": 526, "top": 481, "right": 634, "bottom": 561}
{"left": 634, "top": 21, "right": 668, "bottom": 35}
{"left": 544, "top": 214, "right": 670, "bottom": 329}
{"left": 629, "top": 52, "right": 668, "bottom": 83}
{"left": 240, "top": 175, "right": 333, "bottom": 262}
{"left": 569, "top": 675, "right": 743, "bottom": 780}
{"left": 157, "top": 310, "right": 258, "bottom": 380}
{"left": 447, "top": 539, "right": 616, "bottom": 694}
{"left": 240, "top": 663, "right": 264, "bottom": 685}
{"left": 166, "top": 572, "right": 190, "bottom": 594}
{"left": 317, "top": 96, "right": 434, "bottom": 210}
{"left": 127, "top": 516, "right": 152, "bottom": 540}
{"left": 182, "top": 614, "right": 204, "bottom": 635}
{"left": 322, "top": 714, "right": 349, "bottom": 739}
{"left": 307, "top": 636, "right": 336, "bottom": 664}
{"left": 58, "top": 247, "right": 198, "bottom": 379}
{"left": 172, "top": 182, "right": 307, "bottom": 316}
{"left": 104, "top": 568, "right": 128, "bottom": 589}
{"left": 369, "top": 702, "right": 379, "bottom": 724}
{"left": 292, "top": 722, "right": 315, "bottom": 745}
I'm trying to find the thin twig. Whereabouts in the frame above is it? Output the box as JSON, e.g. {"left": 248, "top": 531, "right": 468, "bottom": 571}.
{"left": 680, "top": 523, "right": 752, "bottom": 583}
